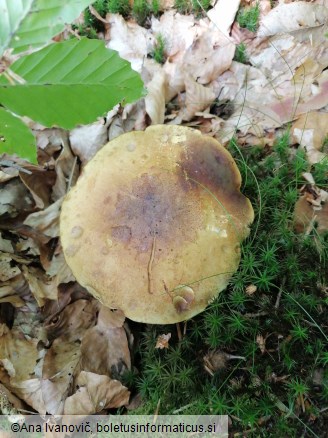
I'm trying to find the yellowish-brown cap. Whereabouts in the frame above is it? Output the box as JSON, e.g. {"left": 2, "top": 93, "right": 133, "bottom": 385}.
{"left": 60, "top": 125, "right": 254, "bottom": 324}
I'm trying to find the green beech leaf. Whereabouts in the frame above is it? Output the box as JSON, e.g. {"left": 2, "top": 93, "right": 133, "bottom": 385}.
{"left": 0, "top": 107, "right": 36, "bottom": 163}
{"left": 0, "top": 38, "right": 145, "bottom": 129}
{"left": 0, "top": 0, "right": 94, "bottom": 56}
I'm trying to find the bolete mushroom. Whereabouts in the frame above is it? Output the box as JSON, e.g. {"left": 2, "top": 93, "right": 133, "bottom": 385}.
{"left": 60, "top": 125, "right": 254, "bottom": 324}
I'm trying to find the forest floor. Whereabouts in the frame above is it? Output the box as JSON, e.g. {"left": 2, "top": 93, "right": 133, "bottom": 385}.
{"left": 0, "top": 0, "right": 328, "bottom": 436}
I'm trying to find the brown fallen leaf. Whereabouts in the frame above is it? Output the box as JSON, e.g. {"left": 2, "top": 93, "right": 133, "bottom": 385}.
{"left": 0, "top": 324, "right": 45, "bottom": 413}
{"left": 23, "top": 198, "right": 62, "bottom": 239}
{"left": 256, "top": 333, "right": 266, "bottom": 354}
{"left": 245, "top": 284, "right": 257, "bottom": 295}
{"left": 179, "top": 73, "right": 216, "bottom": 121}
{"left": 155, "top": 333, "right": 171, "bottom": 349}
{"left": 19, "top": 165, "right": 56, "bottom": 209}
{"left": 22, "top": 266, "right": 58, "bottom": 306}
{"left": 294, "top": 191, "right": 328, "bottom": 234}
{"left": 81, "top": 307, "right": 131, "bottom": 379}
{"left": 63, "top": 371, "right": 130, "bottom": 414}
{"left": 42, "top": 339, "right": 82, "bottom": 414}
{"left": 291, "top": 112, "right": 328, "bottom": 164}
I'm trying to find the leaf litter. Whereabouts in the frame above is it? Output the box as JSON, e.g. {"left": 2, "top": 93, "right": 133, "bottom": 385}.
{"left": 0, "top": 0, "right": 327, "bottom": 423}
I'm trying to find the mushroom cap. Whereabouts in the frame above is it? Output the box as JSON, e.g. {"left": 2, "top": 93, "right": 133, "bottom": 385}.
{"left": 60, "top": 125, "right": 254, "bottom": 324}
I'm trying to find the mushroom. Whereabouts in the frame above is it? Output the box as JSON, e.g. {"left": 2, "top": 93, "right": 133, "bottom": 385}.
{"left": 60, "top": 125, "right": 254, "bottom": 324}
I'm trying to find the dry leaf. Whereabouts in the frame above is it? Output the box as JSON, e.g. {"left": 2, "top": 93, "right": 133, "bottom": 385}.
{"left": 151, "top": 11, "right": 197, "bottom": 61}
{"left": 256, "top": 334, "right": 266, "bottom": 353}
{"left": 258, "top": 2, "right": 328, "bottom": 37}
{"left": 22, "top": 266, "right": 57, "bottom": 306}
{"left": 0, "top": 254, "right": 21, "bottom": 282}
{"left": 245, "top": 284, "right": 257, "bottom": 295}
{"left": 0, "top": 325, "right": 44, "bottom": 412}
{"left": 208, "top": 0, "right": 241, "bottom": 36}
{"left": 291, "top": 112, "right": 328, "bottom": 164}
{"left": 42, "top": 339, "right": 81, "bottom": 414}
{"left": 0, "top": 295, "right": 25, "bottom": 307}
{"left": 182, "top": 31, "right": 235, "bottom": 84}
{"left": 81, "top": 307, "right": 131, "bottom": 379}
{"left": 44, "top": 299, "right": 98, "bottom": 342}
{"left": 19, "top": 166, "right": 56, "bottom": 209}
{"left": 23, "top": 197, "right": 62, "bottom": 239}
{"left": 179, "top": 73, "right": 216, "bottom": 121}
{"left": 155, "top": 333, "right": 171, "bottom": 349}
{"left": 0, "top": 178, "right": 34, "bottom": 217}
{"left": 294, "top": 190, "right": 328, "bottom": 234}
{"left": 145, "top": 69, "right": 167, "bottom": 124}
{"left": 63, "top": 371, "right": 130, "bottom": 414}
{"left": 70, "top": 120, "right": 109, "bottom": 164}
{"left": 105, "top": 14, "right": 152, "bottom": 72}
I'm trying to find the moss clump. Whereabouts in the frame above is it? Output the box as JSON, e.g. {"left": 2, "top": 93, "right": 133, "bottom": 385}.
{"left": 237, "top": 2, "right": 260, "bottom": 32}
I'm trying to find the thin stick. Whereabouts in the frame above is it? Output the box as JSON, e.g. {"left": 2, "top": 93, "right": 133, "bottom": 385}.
{"left": 147, "top": 235, "right": 156, "bottom": 294}
{"left": 176, "top": 323, "right": 182, "bottom": 341}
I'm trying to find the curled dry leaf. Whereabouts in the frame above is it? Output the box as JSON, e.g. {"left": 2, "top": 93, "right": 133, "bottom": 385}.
{"left": 0, "top": 295, "right": 25, "bottom": 307}
{"left": 203, "top": 350, "right": 246, "bottom": 376}
{"left": 63, "top": 371, "right": 130, "bottom": 415}
{"left": 155, "top": 333, "right": 171, "bottom": 349}
{"left": 245, "top": 284, "right": 257, "bottom": 295}
{"left": 0, "top": 168, "right": 19, "bottom": 183}
{"left": 51, "top": 131, "right": 79, "bottom": 201}
{"left": 294, "top": 187, "right": 328, "bottom": 234}
{"left": 256, "top": 333, "right": 266, "bottom": 354}
{"left": 145, "top": 69, "right": 167, "bottom": 125}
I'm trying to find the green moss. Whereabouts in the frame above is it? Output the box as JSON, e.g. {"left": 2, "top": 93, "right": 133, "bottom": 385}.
{"left": 133, "top": 0, "right": 151, "bottom": 25}
{"left": 234, "top": 43, "right": 248, "bottom": 64}
{"left": 237, "top": 3, "right": 260, "bottom": 32}
{"left": 108, "top": 0, "right": 130, "bottom": 16}
{"left": 191, "top": 0, "right": 211, "bottom": 15}
{"left": 151, "top": 0, "right": 160, "bottom": 16}
{"left": 152, "top": 34, "right": 166, "bottom": 64}
{"left": 174, "top": 0, "right": 191, "bottom": 14}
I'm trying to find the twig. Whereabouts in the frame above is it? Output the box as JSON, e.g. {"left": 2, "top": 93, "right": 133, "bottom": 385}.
{"left": 147, "top": 235, "right": 156, "bottom": 294}
{"left": 244, "top": 311, "right": 268, "bottom": 318}
{"left": 176, "top": 323, "right": 182, "bottom": 341}
{"left": 275, "top": 277, "right": 286, "bottom": 309}
{"left": 67, "top": 156, "right": 78, "bottom": 192}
